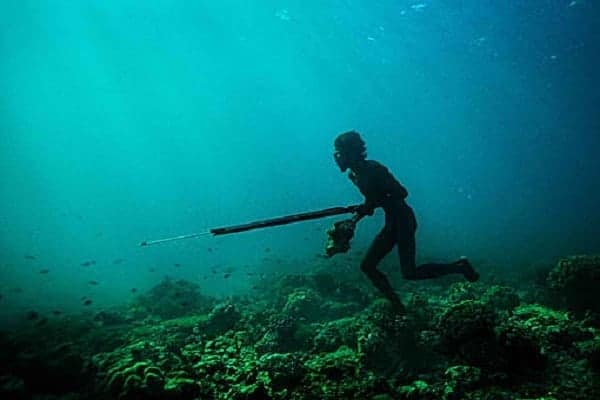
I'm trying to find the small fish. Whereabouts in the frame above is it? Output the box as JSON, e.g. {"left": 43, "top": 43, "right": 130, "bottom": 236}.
{"left": 113, "top": 259, "right": 125, "bottom": 265}
{"left": 88, "top": 280, "right": 99, "bottom": 285}
{"left": 83, "top": 299, "right": 93, "bottom": 306}
{"left": 180, "top": 301, "right": 190, "bottom": 307}
{"left": 211, "top": 269, "right": 217, "bottom": 274}
{"left": 207, "top": 247, "right": 213, "bottom": 253}
{"left": 35, "top": 317, "right": 48, "bottom": 326}
{"left": 173, "top": 263, "right": 181, "bottom": 268}
{"left": 25, "top": 311, "right": 39, "bottom": 320}
{"left": 80, "top": 260, "right": 96, "bottom": 267}
{"left": 149, "top": 268, "right": 156, "bottom": 272}
{"left": 12, "top": 287, "right": 23, "bottom": 294}
{"left": 264, "top": 247, "right": 271, "bottom": 253}
{"left": 130, "top": 288, "right": 137, "bottom": 293}
{"left": 246, "top": 272, "right": 254, "bottom": 276}
{"left": 223, "top": 273, "right": 231, "bottom": 279}
{"left": 24, "top": 255, "right": 37, "bottom": 260}
{"left": 39, "top": 269, "right": 50, "bottom": 274}
{"left": 52, "top": 310, "right": 62, "bottom": 316}
{"left": 411, "top": 3, "right": 427, "bottom": 11}
{"left": 203, "top": 275, "right": 208, "bottom": 280}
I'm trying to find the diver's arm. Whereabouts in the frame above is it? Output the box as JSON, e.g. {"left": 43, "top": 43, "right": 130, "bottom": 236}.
{"left": 351, "top": 211, "right": 366, "bottom": 224}
{"left": 356, "top": 198, "right": 376, "bottom": 217}
{"left": 377, "top": 164, "right": 408, "bottom": 199}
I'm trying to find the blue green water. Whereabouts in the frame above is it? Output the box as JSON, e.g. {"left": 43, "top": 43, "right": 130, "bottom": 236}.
{"left": 1, "top": 1, "right": 599, "bottom": 323}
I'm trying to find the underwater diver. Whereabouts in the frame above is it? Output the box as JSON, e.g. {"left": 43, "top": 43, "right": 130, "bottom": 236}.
{"left": 334, "top": 131, "right": 479, "bottom": 313}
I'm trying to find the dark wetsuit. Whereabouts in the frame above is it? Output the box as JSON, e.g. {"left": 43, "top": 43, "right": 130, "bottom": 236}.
{"left": 350, "top": 160, "right": 465, "bottom": 304}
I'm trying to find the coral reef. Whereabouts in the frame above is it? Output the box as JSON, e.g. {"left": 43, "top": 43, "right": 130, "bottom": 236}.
{"left": 547, "top": 255, "right": 600, "bottom": 314}
{"left": 1, "top": 257, "right": 600, "bottom": 399}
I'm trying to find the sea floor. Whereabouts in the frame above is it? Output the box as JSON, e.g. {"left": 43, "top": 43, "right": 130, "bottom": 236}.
{"left": 1, "top": 255, "right": 599, "bottom": 399}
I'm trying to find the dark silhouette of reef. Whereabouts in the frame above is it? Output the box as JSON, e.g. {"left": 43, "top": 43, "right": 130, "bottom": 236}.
{"left": 0, "top": 255, "right": 599, "bottom": 399}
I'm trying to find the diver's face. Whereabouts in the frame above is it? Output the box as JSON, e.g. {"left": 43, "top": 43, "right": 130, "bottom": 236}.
{"left": 334, "top": 149, "right": 349, "bottom": 172}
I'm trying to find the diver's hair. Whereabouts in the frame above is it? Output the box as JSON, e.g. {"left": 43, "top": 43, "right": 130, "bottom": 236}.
{"left": 334, "top": 130, "right": 367, "bottom": 160}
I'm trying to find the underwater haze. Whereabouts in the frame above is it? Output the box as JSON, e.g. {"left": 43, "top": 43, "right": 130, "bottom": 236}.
{"left": 1, "top": 0, "right": 600, "bottom": 323}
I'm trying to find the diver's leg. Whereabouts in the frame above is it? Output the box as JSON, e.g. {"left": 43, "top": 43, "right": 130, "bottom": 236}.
{"left": 400, "top": 243, "right": 480, "bottom": 281}
{"left": 361, "top": 227, "right": 406, "bottom": 313}
{"left": 397, "top": 212, "right": 479, "bottom": 281}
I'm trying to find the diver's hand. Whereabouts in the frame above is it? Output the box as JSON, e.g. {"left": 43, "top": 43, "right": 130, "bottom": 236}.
{"left": 356, "top": 204, "right": 374, "bottom": 217}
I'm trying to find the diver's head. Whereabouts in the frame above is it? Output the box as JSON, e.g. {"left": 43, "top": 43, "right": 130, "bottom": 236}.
{"left": 334, "top": 130, "right": 367, "bottom": 172}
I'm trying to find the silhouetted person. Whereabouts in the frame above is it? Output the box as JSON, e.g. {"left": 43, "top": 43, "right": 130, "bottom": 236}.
{"left": 334, "top": 131, "right": 479, "bottom": 313}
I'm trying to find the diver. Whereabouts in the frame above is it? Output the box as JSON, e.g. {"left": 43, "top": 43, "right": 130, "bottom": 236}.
{"left": 334, "top": 131, "right": 479, "bottom": 313}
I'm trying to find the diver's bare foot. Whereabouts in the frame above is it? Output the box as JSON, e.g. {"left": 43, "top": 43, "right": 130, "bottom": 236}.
{"left": 456, "top": 257, "right": 479, "bottom": 282}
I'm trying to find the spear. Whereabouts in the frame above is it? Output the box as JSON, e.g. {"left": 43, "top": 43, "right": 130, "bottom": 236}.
{"left": 139, "top": 204, "right": 360, "bottom": 247}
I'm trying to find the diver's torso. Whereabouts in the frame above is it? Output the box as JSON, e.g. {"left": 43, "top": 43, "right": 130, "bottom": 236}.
{"left": 349, "top": 160, "right": 408, "bottom": 212}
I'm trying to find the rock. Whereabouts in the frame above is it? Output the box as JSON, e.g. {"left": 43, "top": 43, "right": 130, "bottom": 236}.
{"left": 397, "top": 380, "right": 436, "bottom": 400}
{"left": 312, "top": 317, "right": 358, "bottom": 353}
{"left": 204, "top": 302, "right": 241, "bottom": 336}
{"left": 436, "top": 300, "right": 497, "bottom": 366}
{"left": 257, "top": 352, "right": 304, "bottom": 390}
{"left": 443, "top": 365, "right": 482, "bottom": 397}
{"left": 576, "top": 336, "right": 600, "bottom": 370}
{"left": 305, "top": 345, "right": 360, "bottom": 380}
{"left": 481, "top": 285, "right": 520, "bottom": 313}
{"left": 163, "top": 377, "right": 199, "bottom": 397}
{"left": 282, "top": 288, "right": 322, "bottom": 322}
{"left": 547, "top": 255, "right": 600, "bottom": 314}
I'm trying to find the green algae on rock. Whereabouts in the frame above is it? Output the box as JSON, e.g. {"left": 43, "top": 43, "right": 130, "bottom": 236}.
{"left": 547, "top": 255, "right": 600, "bottom": 313}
